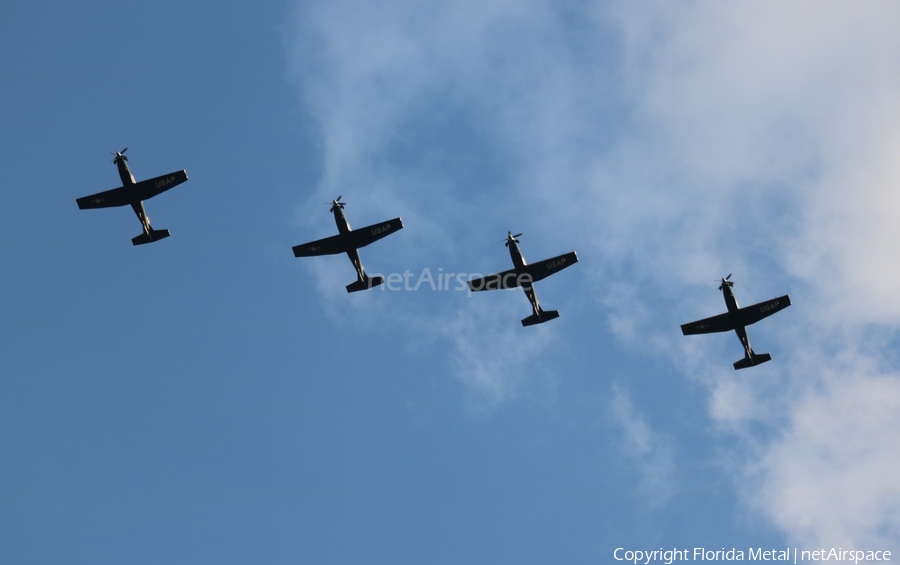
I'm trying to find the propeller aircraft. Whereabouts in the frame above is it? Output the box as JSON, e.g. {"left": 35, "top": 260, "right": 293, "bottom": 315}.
{"left": 681, "top": 274, "right": 791, "bottom": 369}
{"left": 468, "top": 232, "right": 578, "bottom": 326}
{"left": 76, "top": 148, "right": 188, "bottom": 245}
{"left": 292, "top": 196, "right": 404, "bottom": 293}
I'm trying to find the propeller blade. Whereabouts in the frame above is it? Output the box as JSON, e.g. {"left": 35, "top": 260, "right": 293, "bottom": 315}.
{"left": 512, "top": 233, "right": 523, "bottom": 239}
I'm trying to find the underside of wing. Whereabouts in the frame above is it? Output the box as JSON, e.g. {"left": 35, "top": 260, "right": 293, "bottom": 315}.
{"left": 292, "top": 232, "right": 350, "bottom": 257}
{"left": 76, "top": 186, "right": 130, "bottom": 209}
{"left": 681, "top": 311, "right": 737, "bottom": 335}
{"left": 468, "top": 268, "right": 525, "bottom": 291}
{"left": 133, "top": 170, "right": 188, "bottom": 201}
{"left": 520, "top": 251, "right": 578, "bottom": 283}
{"left": 737, "top": 294, "right": 791, "bottom": 327}
{"left": 468, "top": 251, "right": 579, "bottom": 292}
{"left": 346, "top": 217, "right": 403, "bottom": 249}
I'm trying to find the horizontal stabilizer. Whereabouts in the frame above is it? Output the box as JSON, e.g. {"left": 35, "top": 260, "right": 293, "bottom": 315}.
{"left": 346, "top": 276, "right": 384, "bottom": 293}
{"left": 733, "top": 352, "right": 771, "bottom": 370}
{"left": 132, "top": 229, "right": 170, "bottom": 246}
{"left": 521, "top": 309, "right": 559, "bottom": 327}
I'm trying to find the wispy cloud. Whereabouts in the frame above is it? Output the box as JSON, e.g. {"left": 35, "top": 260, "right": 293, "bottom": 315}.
{"left": 603, "top": 1, "right": 900, "bottom": 548}
{"left": 430, "top": 298, "right": 561, "bottom": 411}
{"left": 608, "top": 384, "right": 677, "bottom": 507}
{"left": 749, "top": 365, "right": 900, "bottom": 548}
{"left": 287, "top": 0, "right": 900, "bottom": 547}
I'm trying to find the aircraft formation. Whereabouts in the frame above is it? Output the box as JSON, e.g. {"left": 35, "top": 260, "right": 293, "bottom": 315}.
{"left": 76, "top": 150, "right": 791, "bottom": 369}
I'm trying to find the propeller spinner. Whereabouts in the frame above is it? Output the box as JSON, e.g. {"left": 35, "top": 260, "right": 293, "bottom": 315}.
{"left": 504, "top": 232, "right": 523, "bottom": 247}
{"left": 718, "top": 273, "right": 734, "bottom": 291}
{"left": 329, "top": 195, "right": 346, "bottom": 213}
{"left": 110, "top": 147, "right": 128, "bottom": 163}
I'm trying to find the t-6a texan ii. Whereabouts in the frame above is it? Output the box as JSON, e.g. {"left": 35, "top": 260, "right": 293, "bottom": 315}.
{"left": 681, "top": 274, "right": 791, "bottom": 370}
{"left": 292, "top": 196, "right": 403, "bottom": 293}
{"left": 76, "top": 148, "right": 188, "bottom": 245}
{"left": 467, "top": 232, "right": 578, "bottom": 326}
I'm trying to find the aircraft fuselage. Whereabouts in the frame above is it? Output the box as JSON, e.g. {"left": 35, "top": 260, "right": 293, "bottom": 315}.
{"left": 332, "top": 203, "right": 351, "bottom": 234}
{"left": 506, "top": 234, "right": 541, "bottom": 315}
{"left": 723, "top": 283, "right": 740, "bottom": 313}
{"left": 721, "top": 282, "right": 751, "bottom": 356}
{"left": 507, "top": 238, "right": 527, "bottom": 271}
{"left": 114, "top": 154, "right": 152, "bottom": 234}
{"left": 332, "top": 201, "right": 365, "bottom": 280}
{"left": 115, "top": 155, "right": 137, "bottom": 187}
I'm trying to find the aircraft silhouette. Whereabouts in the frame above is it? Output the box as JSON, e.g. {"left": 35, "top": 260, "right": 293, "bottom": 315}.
{"left": 292, "top": 196, "right": 403, "bottom": 293}
{"left": 76, "top": 148, "right": 188, "bottom": 245}
{"left": 681, "top": 274, "right": 791, "bottom": 369}
{"left": 468, "top": 232, "right": 578, "bottom": 326}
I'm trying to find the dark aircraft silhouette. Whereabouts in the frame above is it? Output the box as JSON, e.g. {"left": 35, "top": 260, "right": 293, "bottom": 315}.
{"left": 681, "top": 274, "right": 791, "bottom": 370}
{"left": 468, "top": 232, "right": 578, "bottom": 326}
{"left": 76, "top": 148, "right": 188, "bottom": 245}
{"left": 292, "top": 196, "right": 403, "bottom": 293}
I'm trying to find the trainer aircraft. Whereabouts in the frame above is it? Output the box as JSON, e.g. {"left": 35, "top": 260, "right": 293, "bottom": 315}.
{"left": 292, "top": 196, "right": 403, "bottom": 293}
{"left": 468, "top": 232, "right": 578, "bottom": 326}
{"left": 681, "top": 274, "right": 791, "bottom": 369}
{"left": 76, "top": 148, "right": 188, "bottom": 245}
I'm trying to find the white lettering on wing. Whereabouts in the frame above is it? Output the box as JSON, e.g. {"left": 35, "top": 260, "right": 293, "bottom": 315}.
{"left": 155, "top": 176, "right": 177, "bottom": 188}
{"left": 545, "top": 258, "right": 566, "bottom": 269}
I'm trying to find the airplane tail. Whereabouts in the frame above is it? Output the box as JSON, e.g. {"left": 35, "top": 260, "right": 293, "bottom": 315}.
{"left": 521, "top": 308, "right": 560, "bottom": 327}
{"left": 132, "top": 228, "right": 170, "bottom": 246}
{"left": 733, "top": 350, "right": 772, "bottom": 370}
{"left": 346, "top": 274, "right": 384, "bottom": 293}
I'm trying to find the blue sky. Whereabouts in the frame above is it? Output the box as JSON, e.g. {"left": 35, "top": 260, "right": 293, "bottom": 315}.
{"left": 3, "top": 1, "right": 900, "bottom": 563}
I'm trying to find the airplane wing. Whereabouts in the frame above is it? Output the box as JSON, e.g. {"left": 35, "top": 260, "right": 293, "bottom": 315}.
{"left": 468, "top": 251, "right": 579, "bottom": 292}
{"left": 76, "top": 186, "right": 130, "bottom": 209}
{"left": 292, "top": 217, "right": 403, "bottom": 258}
{"left": 76, "top": 170, "right": 188, "bottom": 210}
{"left": 737, "top": 294, "right": 791, "bottom": 327}
{"left": 133, "top": 170, "right": 188, "bottom": 201}
{"left": 520, "top": 251, "right": 578, "bottom": 283}
{"left": 681, "top": 311, "right": 737, "bottom": 335}
{"left": 292, "top": 232, "right": 349, "bottom": 257}
{"left": 346, "top": 217, "right": 403, "bottom": 249}
{"left": 467, "top": 267, "right": 521, "bottom": 291}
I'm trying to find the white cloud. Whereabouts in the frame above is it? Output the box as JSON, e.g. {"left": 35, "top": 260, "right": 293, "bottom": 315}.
{"left": 431, "top": 298, "right": 561, "bottom": 411}
{"left": 609, "top": 384, "right": 676, "bottom": 507}
{"left": 607, "top": 1, "right": 900, "bottom": 548}
{"left": 286, "top": 0, "right": 590, "bottom": 407}
{"left": 287, "top": 0, "right": 900, "bottom": 547}
{"left": 750, "top": 369, "right": 900, "bottom": 548}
